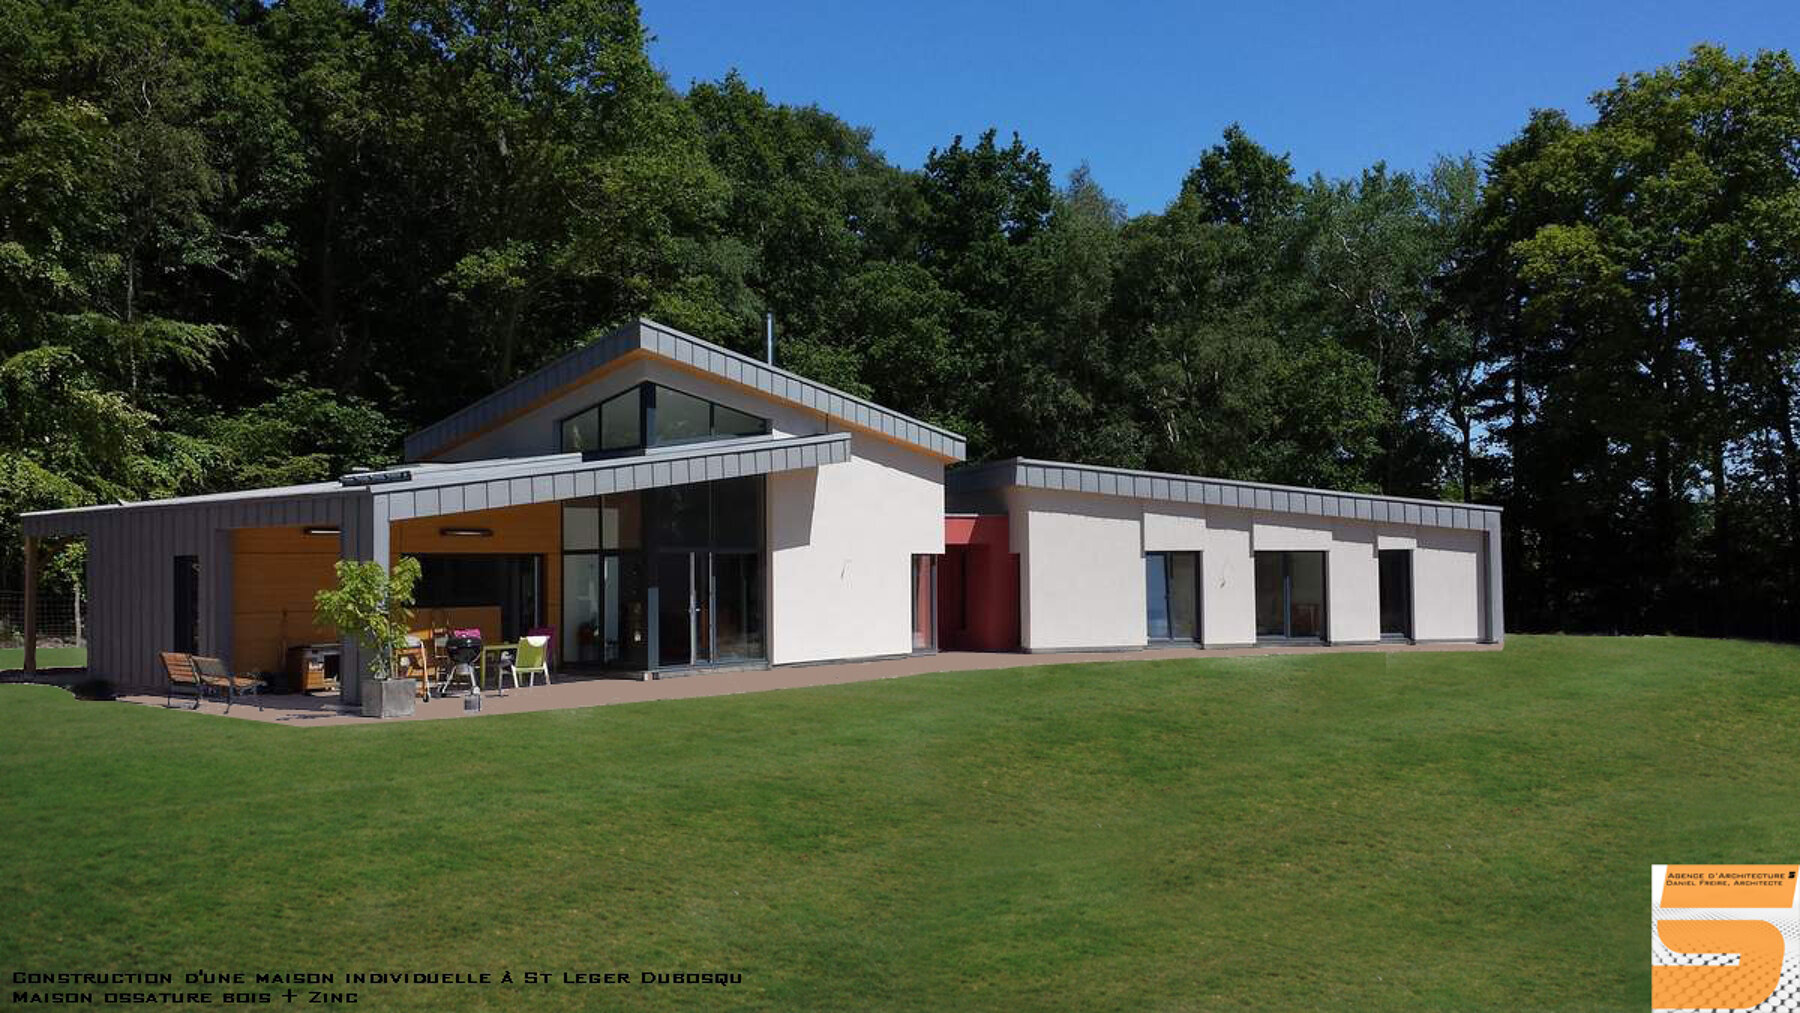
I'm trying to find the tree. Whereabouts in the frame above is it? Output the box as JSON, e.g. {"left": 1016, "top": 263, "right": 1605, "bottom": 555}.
{"left": 1445, "top": 45, "right": 1800, "bottom": 636}
{"left": 313, "top": 556, "right": 422, "bottom": 682}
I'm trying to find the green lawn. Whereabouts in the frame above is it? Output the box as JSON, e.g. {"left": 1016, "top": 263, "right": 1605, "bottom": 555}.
{"left": 0, "top": 645, "right": 87, "bottom": 671}
{"left": 3, "top": 635, "right": 1794, "bottom": 1011}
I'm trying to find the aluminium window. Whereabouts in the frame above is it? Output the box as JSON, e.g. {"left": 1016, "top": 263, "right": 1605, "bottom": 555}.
{"left": 1254, "top": 551, "right": 1327, "bottom": 641}
{"left": 1146, "top": 552, "right": 1200, "bottom": 643}
{"left": 557, "top": 383, "right": 769, "bottom": 455}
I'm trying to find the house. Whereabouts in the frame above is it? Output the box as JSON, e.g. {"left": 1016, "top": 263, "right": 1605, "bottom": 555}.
{"left": 16, "top": 318, "right": 1501, "bottom": 703}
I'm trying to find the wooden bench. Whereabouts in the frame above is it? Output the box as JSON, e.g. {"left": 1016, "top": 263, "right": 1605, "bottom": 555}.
{"left": 160, "top": 652, "right": 203, "bottom": 710}
{"left": 192, "top": 655, "right": 265, "bottom": 712}
{"left": 161, "top": 652, "right": 265, "bottom": 712}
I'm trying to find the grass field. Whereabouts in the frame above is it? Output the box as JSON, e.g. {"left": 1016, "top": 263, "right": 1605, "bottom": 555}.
{"left": 0, "top": 645, "right": 87, "bottom": 670}
{"left": 3, "top": 635, "right": 1796, "bottom": 1011}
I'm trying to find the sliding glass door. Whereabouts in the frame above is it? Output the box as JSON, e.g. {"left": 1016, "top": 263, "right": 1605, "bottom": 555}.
{"left": 713, "top": 552, "right": 763, "bottom": 661}
{"left": 654, "top": 550, "right": 763, "bottom": 668}
{"left": 1145, "top": 552, "right": 1200, "bottom": 643}
{"left": 1254, "top": 551, "right": 1327, "bottom": 641}
{"left": 563, "top": 476, "right": 764, "bottom": 672}
{"left": 655, "top": 551, "right": 700, "bottom": 668}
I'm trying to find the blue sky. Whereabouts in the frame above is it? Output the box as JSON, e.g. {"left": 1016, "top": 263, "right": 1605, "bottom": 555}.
{"left": 642, "top": 1, "right": 1800, "bottom": 216}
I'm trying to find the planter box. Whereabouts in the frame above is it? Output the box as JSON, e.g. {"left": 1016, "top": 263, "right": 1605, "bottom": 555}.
{"left": 361, "top": 678, "right": 418, "bottom": 719}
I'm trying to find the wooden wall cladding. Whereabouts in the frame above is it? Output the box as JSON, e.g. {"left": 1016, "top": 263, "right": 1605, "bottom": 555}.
{"left": 231, "top": 526, "right": 341, "bottom": 675}
{"left": 230, "top": 502, "right": 564, "bottom": 675}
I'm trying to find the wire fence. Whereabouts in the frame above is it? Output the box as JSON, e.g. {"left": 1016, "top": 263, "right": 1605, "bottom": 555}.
{"left": 0, "top": 590, "right": 87, "bottom": 649}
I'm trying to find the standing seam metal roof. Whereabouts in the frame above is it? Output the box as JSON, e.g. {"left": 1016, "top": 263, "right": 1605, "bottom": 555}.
{"left": 20, "top": 433, "right": 852, "bottom": 537}
{"left": 948, "top": 458, "right": 1501, "bottom": 533}
{"left": 402, "top": 318, "right": 968, "bottom": 462}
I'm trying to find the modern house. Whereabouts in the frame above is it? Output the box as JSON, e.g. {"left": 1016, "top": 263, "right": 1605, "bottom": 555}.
{"left": 16, "top": 318, "right": 1501, "bottom": 704}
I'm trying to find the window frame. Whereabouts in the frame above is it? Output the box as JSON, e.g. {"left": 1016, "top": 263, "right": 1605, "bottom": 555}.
{"left": 1377, "top": 548, "right": 1414, "bottom": 642}
{"left": 1253, "top": 550, "right": 1330, "bottom": 644}
{"left": 1145, "top": 550, "right": 1202, "bottom": 645}
{"left": 556, "top": 382, "right": 772, "bottom": 456}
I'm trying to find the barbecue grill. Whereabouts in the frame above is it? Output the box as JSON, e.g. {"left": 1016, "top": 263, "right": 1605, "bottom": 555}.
{"left": 446, "top": 632, "right": 483, "bottom": 666}
{"left": 441, "top": 630, "right": 483, "bottom": 696}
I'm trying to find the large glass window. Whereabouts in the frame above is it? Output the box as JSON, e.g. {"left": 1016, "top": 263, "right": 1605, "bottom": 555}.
{"left": 649, "top": 484, "right": 708, "bottom": 547}
{"left": 713, "top": 553, "right": 763, "bottom": 661}
{"left": 599, "top": 390, "right": 641, "bottom": 451}
{"left": 561, "top": 477, "right": 765, "bottom": 669}
{"left": 1146, "top": 554, "right": 1171, "bottom": 640}
{"left": 1146, "top": 552, "right": 1200, "bottom": 642}
{"left": 563, "top": 493, "right": 641, "bottom": 551}
{"left": 1255, "top": 551, "right": 1327, "bottom": 641}
{"left": 601, "top": 493, "right": 641, "bottom": 550}
{"left": 714, "top": 403, "right": 766, "bottom": 438}
{"left": 558, "top": 382, "right": 768, "bottom": 454}
{"left": 562, "top": 502, "right": 598, "bottom": 552}
{"left": 1379, "top": 549, "right": 1412, "bottom": 640}
{"left": 562, "top": 553, "right": 600, "bottom": 663}
{"left": 911, "top": 554, "right": 938, "bottom": 651}
{"left": 656, "top": 552, "right": 696, "bottom": 668}
{"left": 560, "top": 410, "right": 600, "bottom": 455}
{"left": 712, "top": 473, "right": 762, "bottom": 549}
{"left": 604, "top": 555, "right": 648, "bottom": 668}
{"left": 652, "top": 386, "right": 712, "bottom": 444}
{"left": 1254, "top": 553, "right": 1285, "bottom": 638}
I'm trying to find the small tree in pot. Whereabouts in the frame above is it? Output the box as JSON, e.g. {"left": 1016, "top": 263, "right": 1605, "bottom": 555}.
{"left": 314, "top": 556, "right": 423, "bottom": 718}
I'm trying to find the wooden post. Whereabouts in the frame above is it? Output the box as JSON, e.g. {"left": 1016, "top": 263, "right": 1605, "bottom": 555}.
{"left": 22, "top": 536, "right": 38, "bottom": 674}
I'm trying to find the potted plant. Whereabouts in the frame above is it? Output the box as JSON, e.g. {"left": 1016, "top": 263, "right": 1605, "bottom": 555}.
{"left": 313, "top": 556, "right": 423, "bottom": 718}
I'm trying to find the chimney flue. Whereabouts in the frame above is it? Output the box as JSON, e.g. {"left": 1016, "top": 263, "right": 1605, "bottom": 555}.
{"left": 764, "top": 312, "right": 775, "bottom": 366}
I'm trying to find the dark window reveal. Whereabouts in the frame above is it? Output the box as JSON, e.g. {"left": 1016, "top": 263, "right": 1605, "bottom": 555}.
{"left": 1379, "top": 549, "right": 1413, "bottom": 639}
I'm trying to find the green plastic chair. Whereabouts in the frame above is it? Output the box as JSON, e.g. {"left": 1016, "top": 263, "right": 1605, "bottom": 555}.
{"left": 513, "top": 635, "right": 550, "bottom": 688}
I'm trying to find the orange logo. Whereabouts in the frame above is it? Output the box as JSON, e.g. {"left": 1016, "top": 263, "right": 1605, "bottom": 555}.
{"left": 1653, "top": 865, "right": 1797, "bottom": 1011}
{"left": 1652, "top": 920, "right": 1784, "bottom": 1010}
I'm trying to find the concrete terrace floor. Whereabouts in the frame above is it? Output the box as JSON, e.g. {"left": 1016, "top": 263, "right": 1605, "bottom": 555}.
{"left": 114, "top": 641, "right": 1501, "bottom": 726}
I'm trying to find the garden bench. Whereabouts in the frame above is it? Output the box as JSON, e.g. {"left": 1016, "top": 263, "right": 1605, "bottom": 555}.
{"left": 160, "top": 652, "right": 203, "bottom": 710}
{"left": 191, "top": 655, "right": 265, "bottom": 712}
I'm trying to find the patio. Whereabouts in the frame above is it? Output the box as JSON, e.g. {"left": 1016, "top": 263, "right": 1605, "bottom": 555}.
{"left": 117, "top": 640, "right": 1501, "bottom": 726}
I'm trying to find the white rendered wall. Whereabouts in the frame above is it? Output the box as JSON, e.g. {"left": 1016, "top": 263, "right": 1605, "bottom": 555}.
{"left": 1008, "top": 487, "right": 1146, "bottom": 651}
{"left": 767, "top": 435, "right": 945, "bottom": 664}
{"left": 1412, "top": 526, "right": 1484, "bottom": 640}
{"left": 1326, "top": 524, "right": 1381, "bottom": 643}
{"left": 1202, "top": 509, "right": 1257, "bottom": 646}
{"left": 1005, "top": 488, "right": 1487, "bottom": 649}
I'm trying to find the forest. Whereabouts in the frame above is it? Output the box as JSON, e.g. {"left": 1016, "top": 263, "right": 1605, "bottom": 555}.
{"left": 3, "top": 0, "right": 1799, "bottom": 639}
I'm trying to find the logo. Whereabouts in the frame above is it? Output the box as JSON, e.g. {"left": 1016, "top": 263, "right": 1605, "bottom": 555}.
{"left": 1652, "top": 864, "right": 1799, "bottom": 1011}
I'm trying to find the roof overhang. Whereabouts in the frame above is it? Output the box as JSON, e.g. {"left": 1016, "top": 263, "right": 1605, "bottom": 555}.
{"left": 948, "top": 458, "right": 1502, "bottom": 533}
{"left": 20, "top": 433, "right": 852, "bottom": 538}
{"left": 380, "top": 432, "right": 848, "bottom": 521}
{"left": 402, "top": 318, "right": 967, "bottom": 463}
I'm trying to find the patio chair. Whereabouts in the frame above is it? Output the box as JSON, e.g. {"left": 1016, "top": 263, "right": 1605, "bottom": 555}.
{"left": 191, "top": 655, "right": 266, "bottom": 712}
{"left": 398, "top": 635, "right": 431, "bottom": 699}
{"left": 513, "top": 635, "right": 551, "bottom": 688}
{"left": 161, "top": 652, "right": 203, "bottom": 710}
{"left": 428, "top": 627, "right": 452, "bottom": 697}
